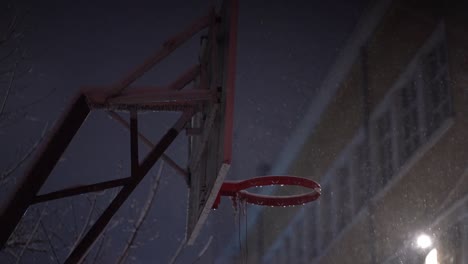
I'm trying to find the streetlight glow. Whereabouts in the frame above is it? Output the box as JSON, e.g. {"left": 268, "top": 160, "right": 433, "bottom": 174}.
{"left": 416, "top": 234, "right": 433, "bottom": 249}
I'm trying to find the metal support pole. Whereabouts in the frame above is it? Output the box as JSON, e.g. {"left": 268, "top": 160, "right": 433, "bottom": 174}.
{"left": 32, "top": 177, "right": 132, "bottom": 204}
{"left": 0, "top": 93, "right": 90, "bottom": 248}
{"left": 130, "top": 111, "right": 139, "bottom": 177}
{"left": 221, "top": 0, "right": 238, "bottom": 164}
{"left": 107, "top": 89, "right": 216, "bottom": 105}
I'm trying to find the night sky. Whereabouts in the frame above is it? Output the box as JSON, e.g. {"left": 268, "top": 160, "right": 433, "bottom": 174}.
{"left": 1, "top": 0, "right": 368, "bottom": 262}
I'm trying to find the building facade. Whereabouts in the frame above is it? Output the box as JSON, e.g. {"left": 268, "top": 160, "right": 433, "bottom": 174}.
{"left": 218, "top": 0, "right": 468, "bottom": 263}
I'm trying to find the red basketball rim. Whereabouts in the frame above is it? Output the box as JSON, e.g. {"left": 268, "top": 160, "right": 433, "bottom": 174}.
{"left": 213, "top": 176, "right": 321, "bottom": 208}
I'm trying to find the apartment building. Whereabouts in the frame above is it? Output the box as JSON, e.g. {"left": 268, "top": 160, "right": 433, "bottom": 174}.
{"left": 218, "top": 0, "right": 468, "bottom": 263}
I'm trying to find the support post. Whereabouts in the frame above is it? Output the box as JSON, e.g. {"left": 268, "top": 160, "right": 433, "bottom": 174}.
{"left": 0, "top": 93, "right": 90, "bottom": 248}
{"left": 130, "top": 111, "right": 139, "bottom": 177}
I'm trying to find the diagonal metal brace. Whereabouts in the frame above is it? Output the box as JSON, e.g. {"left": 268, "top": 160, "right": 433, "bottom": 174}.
{"left": 107, "top": 111, "right": 190, "bottom": 182}
{"left": 32, "top": 177, "right": 133, "bottom": 204}
{"left": 0, "top": 93, "right": 90, "bottom": 248}
{"left": 65, "top": 110, "right": 195, "bottom": 264}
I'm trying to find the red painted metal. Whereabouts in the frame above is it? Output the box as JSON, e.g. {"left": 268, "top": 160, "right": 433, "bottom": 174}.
{"left": 32, "top": 177, "right": 132, "bottom": 204}
{"left": 212, "top": 176, "right": 321, "bottom": 209}
{"left": 92, "top": 100, "right": 199, "bottom": 112}
{"left": 185, "top": 0, "right": 238, "bottom": 245}
{"left": 0, "top": 2, "right": 234, "bottom": 260}
{"left": 222, "top": 0, "right": 238, "bottom": 165}
{"left": 130, "top": 111, "right": 139, "bottom": 178}
{"left": 108, "top": 12, "right": 214, "bottom": 97}
{"left": 107, "top": 88, "right": 217, "bottom": 105}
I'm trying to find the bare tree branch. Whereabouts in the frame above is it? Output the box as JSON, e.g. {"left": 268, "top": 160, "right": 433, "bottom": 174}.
{"left": 168, "top": 238, "right": 186, "bottom": 264}
{"left": 191, "top": 236, "right": 213, "bottom": 264}
{"left": 4, "top": 248, "right": 19, "bottom": 262}
{"left": 39, "top": 220, "right": 60, "bottom": 264}
{"left": 89, "top": 225, "right": 109, "bottom": 264}
{"left": 45, "top": 227, "right": 69, "bottom": 252}
{"left": 116, "top": 162, "right": 164, "bottom": 264}
{"left": 0, "top": 122, "right": 48, "bottom": 186}
{"left": 0, "top": 47, "right": 17, "bottom": 64}
{"left": 168, "top": 235, "right": 213, "bottom": 264}
{"left": 15, "top": 206, "right": 47, "bottom": 263}
{"left": 0, "top": 12, "right": 18, "bottom": 45}
{"left": 6, "top": 238, "right": 44, "bottom": 249}
{"left": 68, "top": 195, "right": 98, "bottom": 254}
{"left": 0, "top": 60, "right": 17, "bottom": 115}
{"left": 0, "top": 87, "right": 55, "bottom": 129}
{"left": 0, "top": 3, "right": 61, "bottom": 263}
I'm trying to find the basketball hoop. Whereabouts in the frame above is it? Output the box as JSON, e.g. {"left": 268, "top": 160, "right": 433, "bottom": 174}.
{"left": 212, "top": 176, "right": 321, "bottom": 209}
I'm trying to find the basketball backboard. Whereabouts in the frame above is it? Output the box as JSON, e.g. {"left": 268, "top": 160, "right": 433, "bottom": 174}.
{"left": 186, "top": 0, "right": 238, "bottom": 245}
{"left": 0, "top": 0, "right": 238, "bottom": 258}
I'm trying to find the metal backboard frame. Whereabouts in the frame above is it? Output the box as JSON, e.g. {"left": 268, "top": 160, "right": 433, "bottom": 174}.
{"left": 186, "top": 0, "right": 238, "bottom": 245}
{"left": 0, "top": 1, "right": 238, "bottom": 262}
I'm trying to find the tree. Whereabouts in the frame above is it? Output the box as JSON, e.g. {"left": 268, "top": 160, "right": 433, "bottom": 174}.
{"left": 0, "top": 1, "right": 35, "bottom": 186}
{"left": 0, "top": 1, "right": 51, "bottom": 261}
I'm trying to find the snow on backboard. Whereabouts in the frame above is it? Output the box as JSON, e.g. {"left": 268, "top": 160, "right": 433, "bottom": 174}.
{"left": 186, "top": 0, "right": 237, "bottom": 245}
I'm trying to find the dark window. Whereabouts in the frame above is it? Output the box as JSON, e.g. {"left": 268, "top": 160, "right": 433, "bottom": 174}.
{"left": 398, "top": 80, "right": 420, "bottom": 163}
{"left": 295, "top": 222, "right": 305, "bottom": 264}
{"left": 353, "top": 143, "right": 369, "bottom": 212}
{"left": 258, "top": 219, "right": 264, "bottom": 258}
{"left": 306, "top": 207, "right": 318, "bottom": 260}
{"left": 422, "top": 41, "right": 451, "bottom": 135}
{"left": 336, "top": 166, "right": 351, "bottom": 232}
{"left": 275, "top": 249, "right": 282, "bottom": 264}
{"left": 376, "top": 111, "right": 394, "bottom": 187}
{"left": 462, "top": 220, "right": 468, "bottom": 263}
{"left": 320, "top": 186, "right": 333, "bottom": 248}
{"left": 284, "top": 236, "right": 292, "bottom": 262}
